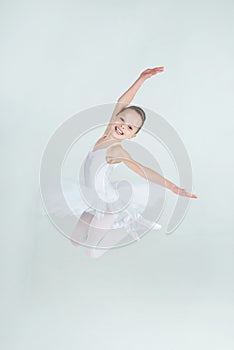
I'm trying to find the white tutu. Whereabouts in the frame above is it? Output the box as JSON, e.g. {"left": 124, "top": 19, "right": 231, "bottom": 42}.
{"left": 43, "top": 147, "right": 164, "bottom": 237}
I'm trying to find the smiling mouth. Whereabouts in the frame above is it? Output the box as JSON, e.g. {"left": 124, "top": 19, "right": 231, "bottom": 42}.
{"left": 115, "top": 126, "right": 124, "bottom": 135}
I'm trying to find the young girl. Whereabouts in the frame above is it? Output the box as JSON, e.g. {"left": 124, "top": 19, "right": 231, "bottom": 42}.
{"left": 69, "top": 66, "right": 198, "bottom": 258}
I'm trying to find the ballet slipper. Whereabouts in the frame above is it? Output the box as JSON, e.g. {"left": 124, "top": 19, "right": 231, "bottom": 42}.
{"left": 86, "top": 246, "right": 108, "bottom": 259}
{"left": 135, "top": 213, "right": 162, "bottom": 230}
{"left": 112, "top": 215, "right": 141, "bottom": 241}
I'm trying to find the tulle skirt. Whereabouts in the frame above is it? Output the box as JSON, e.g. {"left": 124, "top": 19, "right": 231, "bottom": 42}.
{"left": 43, "top": 177, "right": 164, "bottom": 235}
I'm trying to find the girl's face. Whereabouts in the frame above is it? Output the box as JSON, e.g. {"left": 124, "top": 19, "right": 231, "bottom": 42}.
{"left": 111, "top": 110, "right": 142, "bottom": 140}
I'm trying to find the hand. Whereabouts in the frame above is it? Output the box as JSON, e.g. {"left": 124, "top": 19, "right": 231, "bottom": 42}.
{"left": 139, "top": 66, "right": 164, "bottom": 80}
{"left": 170, "top": 185, "right": 198, "bottom": 198}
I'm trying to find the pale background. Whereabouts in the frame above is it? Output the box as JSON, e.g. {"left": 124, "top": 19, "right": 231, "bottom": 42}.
{"left": 1, "top": 0, "right": 234, "bottom": 349}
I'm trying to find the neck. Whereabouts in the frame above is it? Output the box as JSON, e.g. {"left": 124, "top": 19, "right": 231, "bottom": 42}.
{"left": 101, "top": 134, "right": 122, "bottom": 146}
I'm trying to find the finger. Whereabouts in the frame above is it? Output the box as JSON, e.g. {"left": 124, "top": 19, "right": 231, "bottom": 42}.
{"left": 153, "top": 69, "right": 164, "bottom": 73}
{"left": 151, "top": 68, "right": 164, "bottom": 73}
{"left": 187, "top": 193, "right": 197, "bottom": 198}
{"left": 185, "top": 191, "right": 196, "bottom": 197}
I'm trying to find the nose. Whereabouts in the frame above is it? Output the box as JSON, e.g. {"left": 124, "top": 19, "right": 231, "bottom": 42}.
{"left": 117, "top": 122, "right": 126, "bottom": 132}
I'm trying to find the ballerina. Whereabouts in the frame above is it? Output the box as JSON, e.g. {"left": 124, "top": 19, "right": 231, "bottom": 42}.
{"left": 69, "top": 66, "right": 198, "bottom": 258}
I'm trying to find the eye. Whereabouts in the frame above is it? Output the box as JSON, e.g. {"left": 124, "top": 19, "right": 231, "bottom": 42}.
{"left": 128, "top": 126, "right": 133, "bottom": 130}
{"left": 120, "top": 117, "right": 124, "bottom": 121}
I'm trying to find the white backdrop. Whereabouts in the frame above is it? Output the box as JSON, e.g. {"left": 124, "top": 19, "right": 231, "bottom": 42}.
{"left": 1, "top": 0, "right": 234, "bottom": 349}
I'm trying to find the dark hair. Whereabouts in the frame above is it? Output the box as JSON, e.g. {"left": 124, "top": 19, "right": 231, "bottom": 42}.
{"left": 116, "top": 105, "right": 146, "bottom": 134}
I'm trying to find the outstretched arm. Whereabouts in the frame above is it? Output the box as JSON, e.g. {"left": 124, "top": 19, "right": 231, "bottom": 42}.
{"left": 111, "top": 145, "right": 198, "bottom": 199}
{"left": 103, "top": 66, "right": 164, "bottom": 136}
{"left": 133, "top": 162, "right": 197, "bottom": 198}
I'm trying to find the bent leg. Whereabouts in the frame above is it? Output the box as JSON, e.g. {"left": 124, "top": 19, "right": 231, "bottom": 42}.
{"left": 89, "top": 226, "right": 130, "bottom": 258}
{"left": 86, "top": 212, "right": 119, "bottom": 258}
{"left": 70, "top": 211, "right": 95, "bottom": 246}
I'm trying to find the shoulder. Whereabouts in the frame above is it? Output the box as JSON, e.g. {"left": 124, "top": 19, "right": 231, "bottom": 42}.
{"left": 107, "top": 144, "right": 132, "bottom": 163}
{"left": 109, "top": 144, "right": 132, "bottom": 157}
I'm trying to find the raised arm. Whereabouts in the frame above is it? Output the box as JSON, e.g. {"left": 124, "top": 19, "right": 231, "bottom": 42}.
{"left": 103, "top": 66, "right": 164, "bottom": 136}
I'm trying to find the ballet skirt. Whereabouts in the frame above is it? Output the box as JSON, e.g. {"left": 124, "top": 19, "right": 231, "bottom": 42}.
{"left": 44, "top": 147, "right": 163, "bottom": 240}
